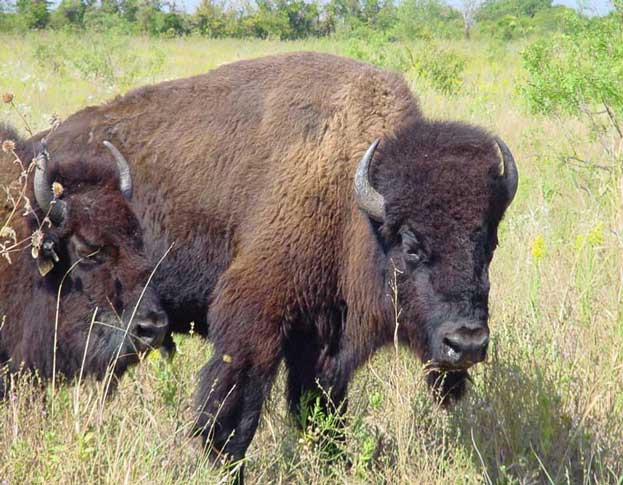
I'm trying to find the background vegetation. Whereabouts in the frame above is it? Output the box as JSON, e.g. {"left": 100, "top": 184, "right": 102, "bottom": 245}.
{"left": 0, "top": 0, "right": 612, "bottom": 40}
{"left": 1, "top": 0, "right": 622, "bottom": 483}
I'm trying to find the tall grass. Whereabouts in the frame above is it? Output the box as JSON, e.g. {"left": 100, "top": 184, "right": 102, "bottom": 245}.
{"left": 1, "top": 32, "right": 622, "bottom": 484}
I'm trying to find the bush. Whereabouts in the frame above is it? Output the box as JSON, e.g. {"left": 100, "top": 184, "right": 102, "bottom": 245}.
{"left": 15, "top": 0, "right": 49, "bottom": 29}
{"left": 406, "top": 43, "right": 465, "bottom": 95}
{"left": 391, "top": 0, "right": 462, "bottom": 41}
{"left": 339, "top": 30, "right": 409, "bottom": 71}
{"left": 31, "top": 32, "right": 165, "bottom": 86}
{"left": 49, "top": 0, "right": 86, "bottom": 29}
{"left": 82, "top": 8, "right": 136, "bottom": 34}
{"left": 521, "top": 10, "right": 623, "bottom": 117}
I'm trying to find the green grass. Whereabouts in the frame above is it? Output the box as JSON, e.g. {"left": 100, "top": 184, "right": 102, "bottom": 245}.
{"left": 1, "top": 32, "right": 622, "bottom": 484}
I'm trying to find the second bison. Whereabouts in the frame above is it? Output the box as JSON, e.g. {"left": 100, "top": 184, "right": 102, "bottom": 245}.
{"left": 0, "top": 127, "right": 168, "bottom": 397}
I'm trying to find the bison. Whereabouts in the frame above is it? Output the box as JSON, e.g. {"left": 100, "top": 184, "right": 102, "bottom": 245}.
{"left": 9, "top": 52, "right": 517, "bottom": 477}
{"left": 0, "top": 125, "right": 168, "bottom": 398}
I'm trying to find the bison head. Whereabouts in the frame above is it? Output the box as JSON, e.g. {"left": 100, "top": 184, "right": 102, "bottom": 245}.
{"left": 26, "top": 139, "right": 168, "bottom": 378}
{"left": 355, "top": 122, "right": 517, "bottom": 401}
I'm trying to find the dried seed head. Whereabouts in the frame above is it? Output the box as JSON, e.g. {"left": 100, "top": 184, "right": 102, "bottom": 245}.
{"left": 49, "top": 114, "right": 61, "bottom": 130}
{"left": 1, "top": 92, "right": 14, "bottom": 104}
{"left": 31, "top": 230, "right": 44, "bottom": 259}
{"left": 2, "top": 140, "right": 15, "bottom": 153}
{"left": 52, "top": 182, "right": 64, "bottom": 198}
{"left": 0, "top": 226, "right": 16, "bottom": 243}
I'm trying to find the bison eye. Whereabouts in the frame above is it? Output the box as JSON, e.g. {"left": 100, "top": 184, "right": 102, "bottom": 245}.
{"left": 405, "top": 248, "right": 422, "bottom": 263}
{"left": 400, "top": 228, "right": 427, "bottom": 266}
{"left": 74, "top": 239, "right": 104, "bottom": 265}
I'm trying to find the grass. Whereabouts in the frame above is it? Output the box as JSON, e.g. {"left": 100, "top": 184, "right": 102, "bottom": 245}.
{"left": 1, "top": 32, "right": 622, "bottom": 484}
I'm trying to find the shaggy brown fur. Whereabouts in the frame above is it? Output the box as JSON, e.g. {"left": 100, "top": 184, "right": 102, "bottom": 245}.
{"left": 0, "top": 128, "right": 167, "bottom": 398}
{"left": 11, "top": 52, "right": 516, "bottom": 475}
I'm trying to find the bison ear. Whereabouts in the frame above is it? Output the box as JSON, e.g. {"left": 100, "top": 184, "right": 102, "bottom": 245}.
{"left": 34, "top": 235, "right": 61, "bottom": 277}
{"left": 37, "top": 257, "right": 55, "bottom": 277}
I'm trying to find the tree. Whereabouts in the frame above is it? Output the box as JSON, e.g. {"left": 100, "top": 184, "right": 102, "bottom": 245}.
{"left": 194, "top": 0, "right": 227, "bottom": 36}
{"left": 393, "top": 0, "right": 459, "bottom": 40}
{"left": 458, "top": 0, "right": 483, "bottom": 39}
{"left": 49, "top": 0, "right": 87, "bottom": 28}
{"left": 478, "top": 0, "right": 552, "bottom": 21}
{"left": 521, "top": 4, "right": 623, "bottom": 166}
{"left": 15, "top": 0, "right": 49, "bottom": 28}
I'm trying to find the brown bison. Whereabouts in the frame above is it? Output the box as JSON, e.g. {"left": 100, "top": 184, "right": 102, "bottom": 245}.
{"left": 0, "top": 125, "right": 168, "bottom": 398}
{"left": 7, "top": 52, "right": 517, "bottom": 475}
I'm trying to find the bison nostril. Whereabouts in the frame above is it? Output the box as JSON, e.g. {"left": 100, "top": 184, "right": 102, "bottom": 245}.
{"left": 442, "top": 337, "right": 463, "bottom": 361}
{"left": 145, "top": 310, "right": 167, "bottom": 324}
{"left": 133, "top": 317, "right": 168, "bottom": 348}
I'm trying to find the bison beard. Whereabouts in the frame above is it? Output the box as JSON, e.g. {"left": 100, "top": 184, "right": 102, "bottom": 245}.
{"left": 13, "top": 52, "right": 517, "bottom": 478}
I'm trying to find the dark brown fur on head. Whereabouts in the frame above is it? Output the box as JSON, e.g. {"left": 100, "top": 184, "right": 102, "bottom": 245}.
{"left": 371, "top": 119, "right": 511, "bottom": 402}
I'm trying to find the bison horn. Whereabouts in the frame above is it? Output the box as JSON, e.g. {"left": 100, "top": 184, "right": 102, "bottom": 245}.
{"left": 34, "top": 141, "right": 66, "bottom": 224}
{"left": 495, "top": 137, "right": 518, "bottom": 205}
{"left": 103, "top": 140, "right": 133, "bottom": 199}
{"left": 354, "top": 139, "right": 385, "bottom": 222}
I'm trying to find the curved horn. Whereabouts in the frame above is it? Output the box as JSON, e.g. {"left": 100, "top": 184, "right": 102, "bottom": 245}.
{"left": 34, "top": 141, "right": 66, "bottom": 224}
{"left": 354, "top": 139, "right": 385, "bottom": 222}
{"left": 103, "top": 140, "right": 133, "bottom": 199}
{"left": 495, "top": 137, "right": 518, "bottom": 205}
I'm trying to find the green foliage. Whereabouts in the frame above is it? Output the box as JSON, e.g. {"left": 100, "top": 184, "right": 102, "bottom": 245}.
{"left": 49, "top": 0, "right": 87, "bottom": 29}
{"left": 407, "top": 43, "right": 466, "bottom": 95}
{"left": 30, "top": 31, "right": 165, "bottom": 86}
{"left": 339, "top": 31, "right": 409, "bottom": 71}
{"left": 521, "top": 12, "right": 623, "bottom": 117}
{"left": 192, "top": 0, "right": 229, "bottom": 37}
{"left": 478, "top": 0, "right": 553, "bottom": 21}
{"left": 0, "top": 0, "right": 599, "bottom": 41}
{"left": 15, "top": 0, "right": 49, "bottom": 28}
{"left": 392, "top": 0, "right": 461, "bottom": 40}
{"left": 82, "top": 9, "right": 135, "bottom": 34}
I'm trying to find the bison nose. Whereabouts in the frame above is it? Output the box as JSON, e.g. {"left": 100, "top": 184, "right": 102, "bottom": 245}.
{"left": 132, "top": 310, "right": 168, "bottom": 348}
{"left": 440, "top": 324, "right": 489, "bottom": 368}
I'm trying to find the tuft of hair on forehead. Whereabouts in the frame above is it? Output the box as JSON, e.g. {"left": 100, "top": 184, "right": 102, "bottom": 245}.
{"left": 375, "top": 118, "right": 510, "bottom": 235}
{"left": 374, "top": 118, "right": 504, "bottom": 194}
{"left": 380, "top": 119, "right": 498, "bottom": 170}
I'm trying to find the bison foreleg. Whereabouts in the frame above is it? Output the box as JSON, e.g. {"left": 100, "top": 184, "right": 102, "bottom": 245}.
{"left": 193, "top": 263, "right": 284, "bottom": 480}
{"left": 285, "top": 337, "right": 354, "bottom": 447}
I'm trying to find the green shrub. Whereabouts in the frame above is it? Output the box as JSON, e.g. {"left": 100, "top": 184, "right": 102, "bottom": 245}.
{"left": 31, "top": 32, "right": 165, "bottom": 86}
{"left": 15, "top": 0, "right": 49, "bottom": 29}
{"left": 391, "top": 0, "right": 462, "bottom": 41}
{"left": 339, "top": 31, "right": 409, "bottom": 71}
{"left": 49, "top": 0, "right": 87, "bottom": 29}
{"left": 406, "top": 43, "right": 465, "bottom": 95}
{"left": 521, "top": 10, "right": 623, "bottom": 117}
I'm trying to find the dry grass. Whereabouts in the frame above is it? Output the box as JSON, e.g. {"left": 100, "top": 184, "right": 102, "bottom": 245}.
{"left": 1, "top": 32, "right": 622, "bottom": 484}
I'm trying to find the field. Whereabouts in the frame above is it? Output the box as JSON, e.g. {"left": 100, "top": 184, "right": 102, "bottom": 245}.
{"left": 1, "top": 32, "right": 622, "bottom": 484}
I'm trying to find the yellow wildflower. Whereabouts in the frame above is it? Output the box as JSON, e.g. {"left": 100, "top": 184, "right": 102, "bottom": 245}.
{"left": 531, "top": 234, "right": 546, "bottom": 260}
{"left": 586, "top": 223, "right": 604, "bottom": 247}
